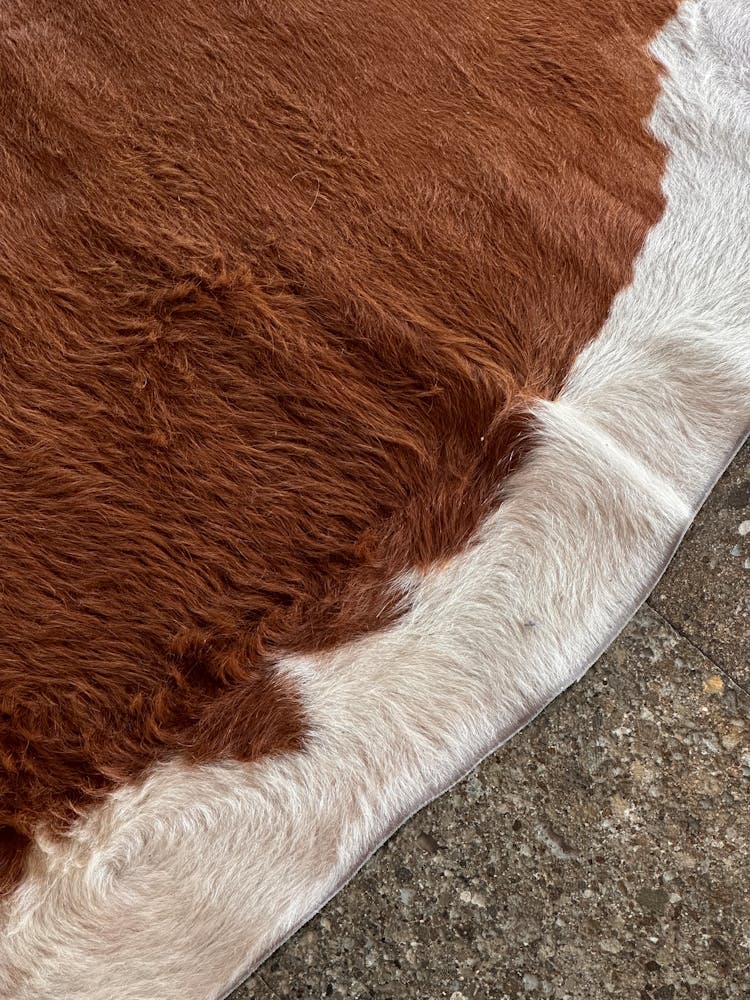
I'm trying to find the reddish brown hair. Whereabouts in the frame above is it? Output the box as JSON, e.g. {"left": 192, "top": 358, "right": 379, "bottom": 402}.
{"left": 0, "top": 0, "right": 675, "bottom": 891}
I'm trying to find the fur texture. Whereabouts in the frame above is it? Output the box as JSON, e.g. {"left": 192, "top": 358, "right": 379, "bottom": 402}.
{"left": 0, "top": 3, "right": 748, "bottom": 997}
{"left": 0, "top": 0, "right": 676, "bottom": 892}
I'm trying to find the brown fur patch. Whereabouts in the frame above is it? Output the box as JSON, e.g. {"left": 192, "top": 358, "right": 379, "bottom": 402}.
{"left": 0, "top": 0, "right": 675, "bottom": 891}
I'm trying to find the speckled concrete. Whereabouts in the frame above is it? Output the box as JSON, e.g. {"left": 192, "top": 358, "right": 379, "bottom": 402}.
{"left": 652, "top": 443, "right": 750, "bottom": 689}
{"left": 232, "top": 443, "right": 749, "bottom": 1000}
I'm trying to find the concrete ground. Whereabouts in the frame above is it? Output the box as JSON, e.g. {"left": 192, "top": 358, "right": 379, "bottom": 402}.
{"left": 232, "top": 442, "right": 749, "bottom": 1000}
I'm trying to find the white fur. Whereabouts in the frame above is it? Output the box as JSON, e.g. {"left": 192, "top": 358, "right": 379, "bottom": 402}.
{"left": 1, "top": 3, "right": 748, "bottom": 998}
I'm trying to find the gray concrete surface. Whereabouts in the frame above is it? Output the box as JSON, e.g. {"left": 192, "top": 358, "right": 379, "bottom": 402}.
{"left": 232, "top": 442, "right": 749, "bottom": 1000}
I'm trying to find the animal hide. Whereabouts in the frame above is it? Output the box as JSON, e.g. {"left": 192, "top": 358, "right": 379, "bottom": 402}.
{"left": 0, "top": 1, "right": 748, "bottom": 998}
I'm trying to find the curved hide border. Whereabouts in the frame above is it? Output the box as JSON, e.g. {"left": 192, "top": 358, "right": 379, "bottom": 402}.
{"left": 0, "top": 3, "right": 749, "bottom": 998}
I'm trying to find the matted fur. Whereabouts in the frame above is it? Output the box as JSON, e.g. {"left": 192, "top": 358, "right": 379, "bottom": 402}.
{"left": 1, "top": 1, "right": 749, "bottom": 998}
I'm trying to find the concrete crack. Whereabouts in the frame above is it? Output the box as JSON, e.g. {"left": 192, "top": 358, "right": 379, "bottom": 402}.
{"left": 647, "top": 602, "right": 750, "bottom": 700}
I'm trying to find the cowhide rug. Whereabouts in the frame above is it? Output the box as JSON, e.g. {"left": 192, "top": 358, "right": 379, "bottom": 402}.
{"left": 0, "top": 1, "right": 748, "bottom": 998}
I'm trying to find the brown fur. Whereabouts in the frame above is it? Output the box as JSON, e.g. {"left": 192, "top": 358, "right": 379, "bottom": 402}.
{"left": 0, "top": 0, "right": 675, "bottom": 891}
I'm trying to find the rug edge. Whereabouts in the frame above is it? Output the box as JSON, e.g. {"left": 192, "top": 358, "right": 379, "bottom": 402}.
{"left": 218, "top": 426, "right": 749, "bottom": 1000}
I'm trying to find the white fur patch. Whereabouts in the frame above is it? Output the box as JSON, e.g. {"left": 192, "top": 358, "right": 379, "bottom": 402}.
{"left": 1, "top": 3, "right": 748, "bottom": 998}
